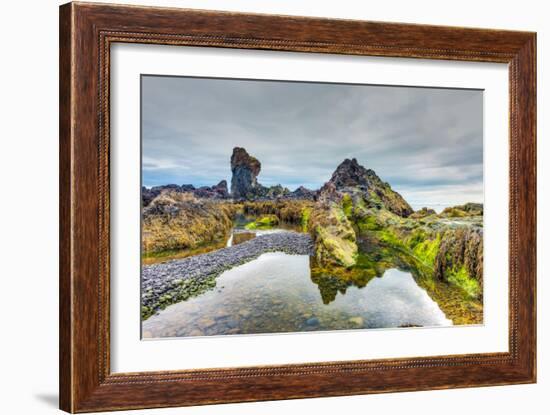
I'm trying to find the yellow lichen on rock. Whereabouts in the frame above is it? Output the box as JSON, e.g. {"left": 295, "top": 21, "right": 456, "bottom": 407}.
{"left": 309, "top": 202, "right": 358, "bottom": 268}
{"left": 142, "top": 192, "right": 237, "bottom": 253}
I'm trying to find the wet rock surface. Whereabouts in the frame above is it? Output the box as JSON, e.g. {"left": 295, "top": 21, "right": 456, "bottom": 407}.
{"left": 141, "top": 231, "right": 314, "bottom": 318}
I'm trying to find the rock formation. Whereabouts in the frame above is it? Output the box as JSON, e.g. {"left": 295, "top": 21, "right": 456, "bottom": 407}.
{"left": 410, "top": 207, "right": 437, "bottom": 219}
{"left": 142, "top": 192, "right": 237, "bottom": 253}
{"left": 440, "top": 202, "right": 483, "bottom": 217}
{"left": 230, "top": 147, "right": 262, "bottom": 199}
{"left": 142, "top": 180, "right": 229, "bottom": 206}
{"left": 434, "top": 227, "right": 484, "bottom": 287}
{"left": 194, "top": 180, "right": 229, "bottom": 199}
{"left": 321, "top": 158, "right": 413, "bottom": 217}
{"left": 287, "top": 186, "right": 317, "bottom": 201}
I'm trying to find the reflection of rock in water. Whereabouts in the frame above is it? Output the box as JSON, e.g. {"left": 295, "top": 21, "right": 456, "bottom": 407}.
{"left": 310, "top": 274, "right": 350, "bottom": 305}
{"left": 232, "top": 231, "right": 256, "bottom": 246}
{"left": 142, "top": 253, "right": 452, "bottom": 338}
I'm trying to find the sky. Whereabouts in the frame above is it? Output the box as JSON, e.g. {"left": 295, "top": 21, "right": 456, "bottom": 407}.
{"left": 142, "top": 75, "right": 483, "bottom": 210}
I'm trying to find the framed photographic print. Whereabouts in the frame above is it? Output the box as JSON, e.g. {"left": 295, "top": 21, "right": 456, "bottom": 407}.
{"left": 59, "top": 2, "right": 536, "bottom": 412}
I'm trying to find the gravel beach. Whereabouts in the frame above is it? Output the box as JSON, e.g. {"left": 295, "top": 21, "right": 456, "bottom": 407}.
{"left": 141, "top": 231, "right": 313, "bottom": 318}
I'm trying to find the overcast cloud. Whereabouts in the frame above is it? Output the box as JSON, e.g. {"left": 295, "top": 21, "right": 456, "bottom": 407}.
{"left": 142, "top": 75, "right": 483, "bottom": 210}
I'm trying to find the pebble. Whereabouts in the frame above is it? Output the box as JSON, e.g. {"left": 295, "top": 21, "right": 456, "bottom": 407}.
{"left": 306, "top": 317, "right": 320, "bottom": 326}
{"left": 348, "top": 316, "right": 364, "bottom": 326}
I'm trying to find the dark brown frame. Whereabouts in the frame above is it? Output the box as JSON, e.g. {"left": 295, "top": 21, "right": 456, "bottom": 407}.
{"left": 59, "top": 2, "right": 536, "bottom": 412}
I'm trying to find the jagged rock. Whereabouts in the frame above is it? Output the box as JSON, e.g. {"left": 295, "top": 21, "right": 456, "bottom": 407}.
{"left": 410, "top": 207, "right": 437, "bottom": 219}
{"left": 328, "top": 158, "right": 372, "bottom": 190}
{"left": 142, "top": 186, "right": 159, "bottom": 206}
{"left": 143, "top": 184, "right": 190, "bottom": 206}
{"left": 321, "top": 158, "right": 413, "bottom": 217}
{"left": 193, "top": 180, "right": 229, "bottom": 199}
{"left": 318, "top": 181, "right": 341, "bottom": 204}
{"left": 180, "top": 184, "right": 196, "bottom": 192}
{"left": 287, "top": 186, "right": 317, "bottom": 201}
{"left": 265, "top": 184, "right": 290, "bottom": 199}
{"left": 213, "top": 180, "right": 228, "bottom": 195}
{"left": 143, "top": 181, "right": 229, "bottom": 206}
{"left": 230, "top": 147, "right": 262, "bottom": 199}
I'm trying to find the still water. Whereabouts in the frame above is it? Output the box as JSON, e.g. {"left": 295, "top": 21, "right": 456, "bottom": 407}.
{"left": 142, "top": 252, "right": 451, "bottom": 338}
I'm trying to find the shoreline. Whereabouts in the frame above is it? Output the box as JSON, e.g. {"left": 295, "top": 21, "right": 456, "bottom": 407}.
{"left": 141, "top": 231, "right": 313, "bottom": 319}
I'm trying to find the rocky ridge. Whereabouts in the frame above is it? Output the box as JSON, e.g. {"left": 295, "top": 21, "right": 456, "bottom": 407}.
{"left": 321, "top": 158, "right": 413, "bottom": 217}
{"left": 142, "top": 180, "right": 229, "bottom": 206}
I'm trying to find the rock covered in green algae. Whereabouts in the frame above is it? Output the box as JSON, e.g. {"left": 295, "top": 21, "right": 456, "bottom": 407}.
{"left": 305, "top": 157, "right": 417, "bottom": 268}
{"left": 410, "top": 207, "right": 437, "bottom": 219}
{"left": 308, "top": 199, "right": 358, "bottom": 268}
{"left": 245, "top": 214, "right": 279, "bottom": 230}
{"left": 434, "top": 227, "right": 483, "bottom": 297}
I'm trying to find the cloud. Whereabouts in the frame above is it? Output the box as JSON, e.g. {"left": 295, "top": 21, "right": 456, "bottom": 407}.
{"left": 141, "top": 75, "right": 483, "bottom": 209}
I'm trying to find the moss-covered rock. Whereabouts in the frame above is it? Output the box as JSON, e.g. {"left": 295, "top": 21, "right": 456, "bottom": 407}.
{"left": 241, "top": 200, "right": 314, "bottom": 224}
{"left": 434, "top": 227, "right": 483, "bottom": 296}
{"left": 308, "top": 201, "right": 358, "bottom": 268}
{"left": 245, "top": 214, "right": 279, "bottom": 230}
{"left": 142, "top": 192, "right": 237, "bottom": 253}
{"left": 440, "top": 203, "right": 483, "bottom": 217}
{"left": 410, "top": 207, "right": 437, "bottom": 219}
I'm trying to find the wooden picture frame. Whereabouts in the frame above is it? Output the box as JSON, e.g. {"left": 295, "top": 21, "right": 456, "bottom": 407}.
{"left": 59, "top": 2, "right": 536, "bottom": 412}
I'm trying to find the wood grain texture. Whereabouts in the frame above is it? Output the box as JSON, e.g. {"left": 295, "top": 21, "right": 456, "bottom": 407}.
{"left": 59, "top": 2, "right": 537, "bottom": 412}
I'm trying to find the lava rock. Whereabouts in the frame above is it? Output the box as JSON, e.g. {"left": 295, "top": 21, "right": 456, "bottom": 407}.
{"left": 230, "top": 147, "right": 262, "bottom": 199}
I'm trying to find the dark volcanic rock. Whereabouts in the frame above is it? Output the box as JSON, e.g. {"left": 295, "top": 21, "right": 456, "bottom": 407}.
{"left": 193, "top": 180, "right": 229, "bottom": 199}
{"left": 142, "top": 184, "right": 185, "bottom": 206}
{"left": 328, "top": 158, "right": 372, "bottom": 191}
{"left": 143, "top": 181, "right": 229, "bottom": 206}
{"left": 321, "top": 158, "right": 413, "bottom": 217}
{"left": 213, "top": 180, "right": 228, "bottom": 195}
{"left": 287, "top": 186, "right": 317, "bottom": 201}
{"left": 265, "top": 184, "right": 290, "bottom": 199}
{"left": 142, "top": 186, "right": 159, "bottom": 206}
{"left": 317, "top": 181, "right": 340, "bottom": 204}
{"left": 180, "top": 184, "right": 196, "bottom": 192}
{"left": 230, "top": 147, "right": 262, "bottom": 199}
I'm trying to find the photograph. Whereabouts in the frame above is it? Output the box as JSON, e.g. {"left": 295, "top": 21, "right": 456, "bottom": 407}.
{"left": 140, "top": 75, "right": 484, "bottom": 338}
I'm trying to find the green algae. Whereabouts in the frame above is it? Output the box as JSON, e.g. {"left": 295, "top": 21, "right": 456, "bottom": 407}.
{"left": 245, "top": 214, "right": 279, "bottom": 230}
{"left": 301, "top": 207, "right": 312, "bottom": 232}
{"left": 445, "top": 265, "right": 480, "bottom": 299}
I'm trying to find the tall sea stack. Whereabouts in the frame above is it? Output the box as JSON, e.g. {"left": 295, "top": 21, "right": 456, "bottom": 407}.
{"left": 230, "top": 147, "right": 262, "bottom": 199}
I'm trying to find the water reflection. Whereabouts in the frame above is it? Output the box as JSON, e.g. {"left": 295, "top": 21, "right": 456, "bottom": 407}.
{"left": 142, "top": 252, "right": 451, "bottom": 338}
